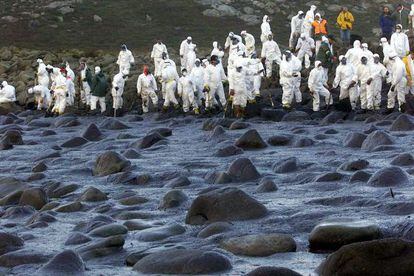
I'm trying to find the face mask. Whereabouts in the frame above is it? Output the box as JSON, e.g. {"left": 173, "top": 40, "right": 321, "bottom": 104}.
{"left": 362, "top": 59, "right": 368, "bottom": 65}
{"left": 236, "top": 67, "right": 242, "bottom": 73}
{"left": 374, "top": 59, "right": 379, "bottom": 64}
{"left": 182, "top": 72, "right": 187, "bottom": 76}
{"left": 143, "top": 67, "right": 149, "bottom": 75}
{"left": 341, "top": 59, "right": 346, "bottom": 65}
{"left": 396, "top": 29, "right": 401, "bottom": 33}
{"left": 195, "top": 62, "right": 200, "bottom": 67}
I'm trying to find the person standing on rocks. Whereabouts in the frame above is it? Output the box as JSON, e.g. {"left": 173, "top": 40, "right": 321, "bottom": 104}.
{"left": 66, "top": 71, "right": 76, "bottom": 107}
{"left": 111, "top": 71, "right": 127, "bottom": 115}
{"left": 137, "top": 66, "right": 159, "bottom": 113}
{"left": 229, "top": 60, "right": 250, "bottom": 118}
{"left": 79, "top": 60, "right": 93, "bottom": 108}
{"left": 290, "top": 11, "right": 304, "bottom": 50}
{"left": 90, "top": 66, "right": 109, "bottom": 114}
{"left": 178, "top": 69, "right": 199, "bottom": 114}
{"left": 333, "top": 56, "right": 358, "bottom": 110}
{"left": 316, "top": 35, "right": 336, "bottom": 84}
{"left": 295, "top": 33, "right": 315, "bottom": 69}
{"left": 204, "top": 55, "right": 227, "bottom": 111}
{"left": 28, "top": 85, "right": 51, "bottom": 110}
{"left": 392, "top": 4, "right": 409, "bottom": 30}
{"left": 151, "top": 39, "right": 168, "bottom": 79}
{"left": 260, "top": 15, "right": 272, "bottom": 43}
{"left": 308, "top": 61, "right": 332, "bottom": 112}
{"left": 117, "top": 44, "right": 135, "bottom": 77}
{"left": 312, "top": 13, "right": 328, "bottom": 54}
{"left": 336, "top": 7, "right": 354, "bottom": 46}
{"left": 248, "top": 53, "right": 265, "bottom": 99}
{"left": 180, "top": 37, "right": 193, "bottom": 71}
{"left": 186, "top": 42, "right": 197, "bottom": 73}
{"left": 189, "top": 59, "right": 206, "bottom": 106}
{"left": 367, "top": 54, "right": 388, "bottom": 110}
{"left": 390, "top": 24, "right": 410, "bottom": 58}
{"left": 161, "top": 60, "right": 180, "bottom": 111}
{"left": 241, "top": 31, "right": 256, "bottom": 58}
{"left": 352, "top": 56, "right": 372, "bottom": 111}
{"left": 36, "top": 59, "right": 49, "bottom": 88}
{"left": 361, "top": 43, "right": 374, "bottom": 64}
{"left": 261, "top": 34, "right": 282, "bottom": 79}
{"left": 279, "top": 50, "right": 302, "bottom": 110}
{"left": 387, "top": 51, "right": 408, "bottom": 112}
{"left": 380, "top": 6, "right": 395, "bottom": 41}
{"left": 302, "top": 5, "right": 317, "bottom": 37}
{"left": 50, "top": 68, "right": 68, "bottom": 115}
{"left": 0, "top": 81, "right": 16, "bottom": 103}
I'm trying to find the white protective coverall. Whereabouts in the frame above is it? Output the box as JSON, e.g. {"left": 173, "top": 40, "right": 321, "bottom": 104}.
{"left": 260, "top": 15, "right": 272, "bottom": 43}
{"left": 387, "top": 55, "right": 408, "bottom": 110}
{"left": 117, "top": 47, "right": 135, "bottom": 75}
{"left": 186, "top": 43, "right": 197, "bottom": 73}
{"left": 80, "top": 65, "right": 91, "bottom": 106}
{"left": 381, "top": 38, "right": 394, "bottom": 82}
{"left": 160, "top": 58, "right": 177, "bottom": 99}
{"left": 308, "top": 61, "right": 332, "bottom": 111}
{"left": 51, "top": 73, "right": 68, "bottom": 114}
{"left": 189, "top": 60, "right": 205, "bottom": 105}
{"left": 261, "top": 39, "right": 282, "bottom": 78}
{"left": 361, "top": 43, "right": 374, "bottom": 64}
{"left": 345, "top": 40, "right": 364, "bottom": 68}
{"left": 302, "top": 5, "right": 317, "bottom": 36}
{"left": 241, "top": 31, "right": 256, "bottom": 58}
{"left": 137, "top": 73, "right": 159, "bottom": 113}
{"left": 28, "top": 85, "right": 51, "bottom": 110}
{"left": 290, "top": 11, "right": 304, "bottom": 49}
{"left": 367, "top": 57, "right": 388, "bottom": 110}
{"left": 151, "top": 42, "right": 168, "bottom": 78}
{"left": 66, "top": 77, "right": 75, "bottom": 106}
{"left": 161, "top": 62, "right": 179, "bottom": 107}
{"left": 390, "top": 30, "right": 410, "bottom": 58}
{"left": 204, "top": 63, "right": 227, "bottom": 108}
{"left": 66, "top": 63, "right": 75, "bottom": 81}
{"left": 229, "top": 62, "right": 251, "bottom": 108}
{"left": 0, "top": 81, "right": 16, "bottom": 103}
{"left": 333, "top": 58, "right": 358, "bottom": 109}
{"left": 279, "top": 53, "right": 302, "bottom": 108}
{"left": 112, "top": 72, "right": 126, "bottom": 110}
{"left": 353, "top": 59, "right": 372, "bottom": 110}
{"left": 295, "top": 34, "right": 315, "bottom": 69}
{"left": 178, "top": 75, "right": 198, "bottom": 113}
{"left": 37, "top": 59, "right": 50, "bottom": 88}
{"left": 248, "top": 58, "right": 265, "bottom": 97}
{"left": 180, "top": 37, "right": 192, "bottom": 71}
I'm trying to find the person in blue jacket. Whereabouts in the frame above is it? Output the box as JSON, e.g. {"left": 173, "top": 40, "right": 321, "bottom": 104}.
{"left": 380, "top": 6, "right": 395, "bottom": 41}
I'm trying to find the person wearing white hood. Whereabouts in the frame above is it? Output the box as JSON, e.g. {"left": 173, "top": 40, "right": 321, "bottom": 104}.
{"left": 186, "top": 42, "right": 197, "bottom": 73}
{"left": 178, "top": 69, "right": 199, "bottom": 114}
{"left": 367, "top": 54, "right": 388, "bottom": 110}
{"left": 279, "top": 50, "right": 302, "bottom": 109}
{"left": 79, "top": 60, "right": 93, "bottom": 107}
{"left": 248, "top": 53, "right": 265, "bottom": 98}
{"left": 36, "top": 59, "right": 49, "bottom": 88}
{"left": 66, "top": 72, "right": 76, "bottom": 107}
{"left": 333, "top": 55, "right": 358, "bottom": 110}
{"left": 0, "top": 81, "right": 16, "bottom": 103}
{"left": 117, "top": 44, "right": 135, "bottom": 76}
{"left": 261, "top": 34, "right": 282, "bottom": 78}
{"left": 50, "top": 68, "right": 68, "bottom": 115}
{"left": 211, "top": 41, "right": 225, "bottom": 70}
{"left": 302, "top": 5, "right": 317, "bottom": 36}
{"left": 180, "top": 36, "right": 193, "bottom": 71}
{"left": 241, "top": 31, "right": 256, "bottom": 58}
{"left": 65, "top": 62, "right": 75, "bottom": 81}
{"left": 151, "top": 39, "right": 169, "bottom": 78}
{"left": 228, "top": 36, "right": 245, "bottom": 75}
{"left": 361, "top": 43, "right": 374, "bottom": 64}
{"left": 260, "top": 15, "right": 272, "bottom": 43}
{"left": 387, "top": 51, "right": 408, "bottom": 112}
{"left": 28, "top": 85, "right": 51, "bottom": 110}
{"left": 204, "top": 55, "right": 227, "bottom": 110}
{"left": 46, "top": 65, "right": 60, "bottom": 84}
{"left": 161, "top": 60, "right": 180, "bottom": 110}
{"left": 137, "top": 66, "right": 159, "bottom": 113}
{"left": 380, "top": 37, "right": 393, "bottom": 82}
{"left": 290, "top": 11, "right": 305, "bottom": 49}
{"left": 352, "top": 55, "right": 372, "bottom": 111}
{"left": 189, "top": 59, "right": 205, "bottom": 105}
{"left": 308, "top": 60, "right": 332, "bottom": 112}
{"left": 229, "top": 60, "right": 251, "bottom": 118}
{"left": 112, "top": 71, "right": 127, "bottom": 113}
{"left": 345, "top": 40, "right": 364, "bottom": 68}
{"left": 390, "top": 24, "right": 410, "bottom": 58}
{"left": 295, "top": 33, "right": 315, "bottom": 69}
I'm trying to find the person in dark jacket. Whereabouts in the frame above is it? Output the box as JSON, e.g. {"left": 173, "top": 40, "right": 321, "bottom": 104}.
{"left": 90, "top": 66, "right": 109, "bottom": 113}
{"left": 392, "top": 4, "right": 410, "bottom": 30}
{"left": 316, "top": 35, "right": 336, "bottom": 84}
{"left": 380, "top": 6, "right": 395, "bottom": 41}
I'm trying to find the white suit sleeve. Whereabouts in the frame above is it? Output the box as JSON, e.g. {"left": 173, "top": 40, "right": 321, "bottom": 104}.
{"left": 333, "top": 67, "right": 341, "bottom": 88}
{"left": 261, "top": 43, "right": 266, "bottom": 58}
{"left": 220, "top": 67, "right": 227, "bottom": 81}
{"left": 117, "top": 52, "right": 121, "bottom": 65}
{"left": 152, "top": 76, "right": 158, "bottom": 91}
{"left": 179, "top": 41, "right": 185, "bottom": 56}
{"left": 177, "top": 79, "right": 183, "bottom": 96}
{"left": 151, "top": 46, "right": 155, "bottom": 59}
{"left": 137, "top": 76, "right": 142, "bottom": 95}
{"left": 274, "top": 43, "right": 282, "bottom": 64}
{"left": 405, "top": 36, "right": 410, "bottom": 54}
{"left": 129, "top": 51, "right": 135, "bottom": 64}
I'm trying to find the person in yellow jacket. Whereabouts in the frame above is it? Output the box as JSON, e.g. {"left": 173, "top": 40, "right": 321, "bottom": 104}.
{"left": 337, "top": 7, "right": 354, "bottom": 46}
{"left": 402, "top": 50, "right": 414, "bottom": 94}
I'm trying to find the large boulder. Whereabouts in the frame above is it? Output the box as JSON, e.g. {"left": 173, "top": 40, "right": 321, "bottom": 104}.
{"left": 89, "top": 224, "right": 128, "bottom": 238}
{"left": 2, "top": 129, "right": 23, "bottom": 145}
{"left": 133, "top": 249, "right": 231, "bottom": 274}
{"left": 317, "top": 238, "right": 414, "bottom": 276}
{"left": 273, "top": 157, "right": 298, "bottom": 173}
{"left": 361, "top": 130, "right": 394, "bottom": 152}
{"left": 390, "top": 114, "right": 414, "bottom": 131}
{"left": 367, "top": 166, "right": 409, "bottom": 187}
{"left": 281, "top": 111, "right": 310, "bottom": 122}
{"left": 78, "top": 187, "right": 107, "bottom": 202}
{"left": 0, "top": 232, "right": 24, "bottom": 255}
{"left": 77, "top": 235, "right": 125, "bottom": 260}
{"left": 159, "top": 190, "right": 187, "bottom": 209}
{"left": 221, "top": 233, "right": 296, "bottom": 256}
{"left": 18, "top": 188, "right": 48, "bottom": 210}
{"left": 226, "top": 158, "right": 260, "bottom": 181}
{"left": 82, "top": 123, "right": 104, "bottom": 141}
{"left": 247, "top": 266, "right": 303, "bottom": 276}
{"left": 0, "top": 176, "right": 26, "bottom": 198}
{"left": 130, "top": 132, "right": 165, "bottom": 149}
{"left": 267, "top": 135, "right": 291, "bottom": 146}
{"left": 93, "top": 151, "right": 130, "bottom": 176}
{"left": 391, "top": 153, "right": 414, "bottom": 166}
{"left": 0, "top": 249, "right": 50, "bottom": 267}
{"left": 343, "top": 132, "right": 367, "bottom": 148}
{"left": 99, "top": 118, "right": 129, "bottom": 130}
{"left": 309, "top": 221, "right": 381, "bottom": 253}
{"left": 61, "top": 137, "right": 88, "bottom": 148}
{"left": 136, "top": 224, "right": 185, "bottom": 242}
{"left": 214, "top": 145, "right": 244, "bottom": 157}
{"left": 37, "top": 250, "right": 85, "bottom": 275}
{"left": 185, "top": 187, "right": 267, "bottom": 225}
{"left": 234, "top": 129, "right": 267, "bottom": 149}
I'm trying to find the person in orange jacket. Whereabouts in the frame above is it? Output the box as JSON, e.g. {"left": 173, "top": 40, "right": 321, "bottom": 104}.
{"left": 337, "top": 7, "right": 354, "bottom": 46}
{"left": 312, "top": 13, "right": 328, "bottom": 54}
